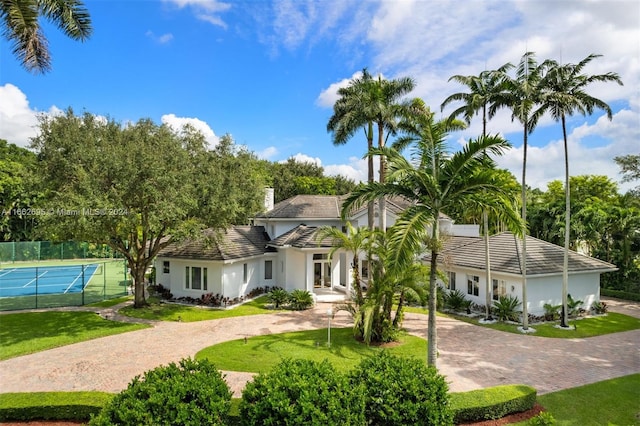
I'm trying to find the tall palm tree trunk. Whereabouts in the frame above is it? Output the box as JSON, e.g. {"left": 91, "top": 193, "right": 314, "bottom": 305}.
{"left": 484, "top": 210, "right": 493, "bottom": 320}
{"left": 521, "top": 126, "right": 529, "bottom": 330}
{"left": 367, "top": 123, "right": 375, "bottom": 230}
{"left": 561, "top": 115, "right": 570, "bottom": 327}
{"left": 427, "top": 214, "right": 439, "bottom": 366}
{"left": 378, "top": 122, "right": 387, "bottom": 231}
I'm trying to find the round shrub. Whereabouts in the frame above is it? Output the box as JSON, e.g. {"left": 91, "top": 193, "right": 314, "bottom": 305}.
{"left": 89, "top": 358, "right": 231, "bottom": 426}
{"left": 350, "top": 351, "right": 454, "bottom": 426}
{"left": 240, "top": 358, "right": 366, "bottom": 425}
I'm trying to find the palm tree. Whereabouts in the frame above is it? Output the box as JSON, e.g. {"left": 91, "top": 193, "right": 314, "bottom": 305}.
{"left": 536, "top": 54, "right": 623, "bottom": 327}
{"left": 441, "top": 65, "right": 512, "bottom": 320}
{"left": 492, "top": 52, "right": 546, "bottom": 330}
{"left": 342, "top": 107, "right": 521, "bottom": 366}
{"left": 0, "top": 0, "right": 92, "bottom": 73}
{"left": 327, "top": 69, "right": 414, "bottom": 230}
{"left": 328, "top": 69, "right": 376, "bottom": 229}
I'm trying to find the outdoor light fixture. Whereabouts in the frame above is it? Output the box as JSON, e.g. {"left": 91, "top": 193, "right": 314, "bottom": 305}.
{"left": 327, "top": 308, "right": 333, "bottom": 348}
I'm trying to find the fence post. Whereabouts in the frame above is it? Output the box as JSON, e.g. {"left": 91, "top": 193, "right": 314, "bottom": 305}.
{"left": 35, "top": 266, "right": 38, "bottom": 309}
{"left": 103, "top": 261, "right": 106, "bottom": 300}
{"left": 81, "top": 265, "right": 85, "bottom": 305}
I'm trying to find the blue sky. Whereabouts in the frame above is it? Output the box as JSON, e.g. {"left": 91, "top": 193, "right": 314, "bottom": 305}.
{"left": 1, "top": 0, "right": 638, "bottom": 193}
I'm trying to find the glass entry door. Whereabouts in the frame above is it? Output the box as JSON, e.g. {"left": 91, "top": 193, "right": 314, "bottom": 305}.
{"left": 313, "top": 254, "right": 331, "bottom": 289}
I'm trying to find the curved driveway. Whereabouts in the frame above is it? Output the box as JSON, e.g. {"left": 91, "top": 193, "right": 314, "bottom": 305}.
{"left": 0, "top": 299, "right": 638, "bottom": 396}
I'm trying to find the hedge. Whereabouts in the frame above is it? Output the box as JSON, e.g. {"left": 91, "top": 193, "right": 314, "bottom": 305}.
{"left": 449, "top": 384, "right": 537, "bottom": 424}
{"left": 0, "top": 392, "right": 113, "bottom": 421}
{"left": 601, "top": 289, "right": 640, "bottom": 302}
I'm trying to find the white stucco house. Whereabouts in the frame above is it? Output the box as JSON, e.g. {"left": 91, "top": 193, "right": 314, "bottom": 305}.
{"left": 154, "top": 191, "right": 616, "bottom": 311}
{"left": 437, "top": 232, "right": 617, "bottom": 316}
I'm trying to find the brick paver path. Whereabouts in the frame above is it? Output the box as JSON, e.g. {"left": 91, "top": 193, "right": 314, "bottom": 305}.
{"left": 0, "top": 298, "right": 638, "bottom": 396}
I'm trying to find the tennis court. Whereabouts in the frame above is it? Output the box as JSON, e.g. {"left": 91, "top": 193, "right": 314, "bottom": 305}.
{"left": 0, "top": 264, "right": 100, "bottom": 298}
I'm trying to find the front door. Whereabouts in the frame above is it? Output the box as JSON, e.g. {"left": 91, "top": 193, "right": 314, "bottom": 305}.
{"left": 313, "top": 254, "right": 331, "bottom": 289}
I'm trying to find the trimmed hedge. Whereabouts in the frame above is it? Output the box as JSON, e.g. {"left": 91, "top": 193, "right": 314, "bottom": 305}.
{"left": 450, "top": 384, "right": 536, "bottom": 424}
{"left": 0, "top": 391, "right": 113, "bottom": 421}
{"left": 601, "top": 289, "right": 640, "bottom": 302}
{"left": 240, "top": 358, "right": 366, "bottom": 425}
{"left": 89, "top": 358, "right": 232, "bottom": 426}
{"left": 350, "top": 351, "right": 453, "bottom": 425}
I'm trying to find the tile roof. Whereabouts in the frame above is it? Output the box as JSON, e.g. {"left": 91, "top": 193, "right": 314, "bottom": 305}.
{"left": 269, "top": 225, "right": 335, "bottom": 249}
{"left": 256, "top": 195, "right": 345, "bottom": 219}
{"left": 438, "top": 232, "right": 617, "bottom": 276}
{"left": 158, "top": 226, "right": 275, "bottom": 261}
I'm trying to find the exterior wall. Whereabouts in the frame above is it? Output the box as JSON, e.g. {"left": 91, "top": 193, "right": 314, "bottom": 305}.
{"left": 280, "top": 249, "right": 306, "bottom": 292}
{"left": 156, "top": 255, "right": 280, "bottom": 300}
{"left": 439, "top": 265, "right": 602, "bottom": 316}
{"left": 155, "top": 257, "right": 223, "bottom": 299}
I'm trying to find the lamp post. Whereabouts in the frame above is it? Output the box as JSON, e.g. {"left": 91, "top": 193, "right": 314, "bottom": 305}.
{"left": 327, "top": 308, "right": 333, "bottom": 348}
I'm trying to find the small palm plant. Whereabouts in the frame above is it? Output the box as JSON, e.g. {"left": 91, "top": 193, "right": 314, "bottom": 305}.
{"left": 493, "top": 295, "right": 521, "bottom": 322}
{"left": 288, "top": 290, "right": 314, "bottom": 310}
{"left": 443, "top": 289, "right": 468, "bottom": 311}
{"left": 266, "top": 288, "right": 290, "bottom": 309}
{"left": 543, "top": 303, "right": 561, "bottom": 321}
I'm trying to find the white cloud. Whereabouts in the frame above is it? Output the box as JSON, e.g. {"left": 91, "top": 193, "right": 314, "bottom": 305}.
{"left": 146, "top": 30, "right": 174, "bottom": 44}
{"left": 162, "top": 0, "right": 231, "bottom": 29}
{"left": 160, "top": 114, "right": 220, "bottom": 147}
{"left": 257, "top": 146, "right": 278, "bottom": 160}
{"left": 325, "top": 156, "right": 369, "bottom": 183}
{"left": 283, "top": 153, "right": 322, "bottom": 167}
{"left": 0, "top": 84, "right": 61, "bottom": 148}
{"left": 316, "top": 71, "right": 362, "bottom": 108}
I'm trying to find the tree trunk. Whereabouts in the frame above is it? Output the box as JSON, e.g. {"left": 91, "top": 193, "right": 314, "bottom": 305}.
{"left": 521, "top": 125, "right": 529, "bottom": 330}
{"left": 561, "top": 115, "right": 570, "bottom": 328}
{"left": 131, "top": 261, "right": 147, "bottom": 308}
{"left": 427, "top": 216, "right": 439, "bottom": 367}
{"left": 378, "top": 122, "right": 387, "bottom": 231}
{"left": 484, "top": 209, "right": 493, "bottom": 320}
{"left": 367, "top": 122, "right": 375, "bottom": 230}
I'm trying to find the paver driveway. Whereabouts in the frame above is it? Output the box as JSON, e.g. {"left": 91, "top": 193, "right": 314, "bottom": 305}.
{"left": 0, "top": 299, "right": 638, "bottom": 396}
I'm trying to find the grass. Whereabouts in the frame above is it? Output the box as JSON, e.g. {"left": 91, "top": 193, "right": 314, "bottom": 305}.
{"left": 449, "top": 312, "right": 640, "bottom": 338}
{"left": 0, "top": 311, "right": 149, "bottom": 360}
{"left": 512, "top": 374, "right": 640, "bottom": 425}
{"left": 87, "top": 295, "right": 132, "bottom": 308}
{"left": 196, "top": 327, "right": 427, "bottom": 373}
{"left": 0, "top": 258, "right": 129, "bottom": 311}
{"left": 120, "top": 295, "right": 277, "bottom": 322}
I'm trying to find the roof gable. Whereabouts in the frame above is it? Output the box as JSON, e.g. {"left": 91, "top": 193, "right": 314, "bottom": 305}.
{"left": 256, "top": 195, "right": 344, "bottom": 220}
{"left": 269, "top": 224, "right": 336, "bottom": 249}
{"left": 439, "top": 232, "right": 617, "bottom": 276}
{"left": 158, "top": 226, "right": 275, "bottom": 261}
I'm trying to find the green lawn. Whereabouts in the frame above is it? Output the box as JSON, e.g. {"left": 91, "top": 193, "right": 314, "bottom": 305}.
{"left": 196, "top": 327, "right": 427, "bottom": 373}
{"left": 462, "top": 312, "right": 640, "bottom": 338}
{"left": 406, "top": 307, "right": 640, "bottom": 338}
{"left": 512, "top": 374, "right": 640, "bottom": 425}
{"left": 120, "top": 296, "right": 278, "bottom": 322}
{"left": 0, "top": 311, "right": 149, "bottom": 360}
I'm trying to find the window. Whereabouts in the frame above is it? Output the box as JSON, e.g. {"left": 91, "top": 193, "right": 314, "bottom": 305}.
{"left": 341, "top": 225, "right": 347, "bottom": 233}
{"left": 492, "top": 279, "right": 507, "bottom": 300}
{"left": 467, "top": 275, "right": 479, "bottom": 296}
{"left": 185, "top": 266, "right": 207, "bottom": 290}
{"left": 265, "top": 260, "right": 273, "bottom": 280}
{"left": 447, "top": 271, "right": 456, "bottom": 291}
{"left": 163, "top": 261, "right": 170, "bottom": 274}
{"left": 243, "top": 263, "right": 248, "bottom": 284}
{"left": 313, "top": 253, "right": 329, "bottom": 260}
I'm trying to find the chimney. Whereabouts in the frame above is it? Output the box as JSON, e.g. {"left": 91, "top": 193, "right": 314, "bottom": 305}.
{"left": 264, "top": 187, "right": 274, "bottom": 211}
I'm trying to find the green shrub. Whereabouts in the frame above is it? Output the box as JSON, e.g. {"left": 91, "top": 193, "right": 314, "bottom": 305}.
{"left": 350, "top": 352, "right": 453, "bottom": 426}
{"left": 543, "top": 303, "right": 561, "bottom": 321}
{"left": 450, "top": 384, "right": 536, "bottom": 423}
{"left": 89, "top": 358, "right": 231, "bottom": 426}
{"left": 0, "top": 392, "right": 113, "bottom": 421}
{"left": 591, "top": 300, "right": 608, "bottom": 314}
{"left": 601, "top": 288, "right": 640, "bottom": 302}
{"left": 288, "top": 289, "right": 314, "bottom": 310}
{"left": 493, "top": 295, "right": 521, "bottom": 322}
{"left": 266, "top": 288, "right": 290, "bottom": 308}
{"left": 444, "top": 289, "right": 468, "bottom": 311}
{"left": 528, "top": 411, "right": 556, "bottom": 425}
{"left": 240, "top": 358, "right": 366, "bottom": 425}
